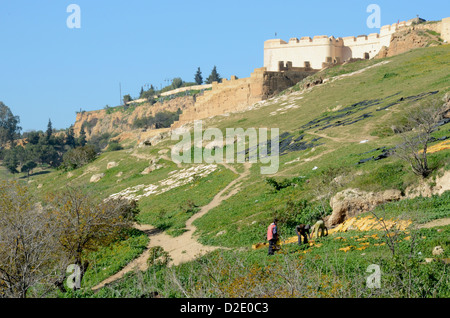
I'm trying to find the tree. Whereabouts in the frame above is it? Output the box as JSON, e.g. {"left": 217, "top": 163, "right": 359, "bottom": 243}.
{"left": 37, "top": 144, "right": 59, "bottom": 167}
{"left": 205, "top": 66, "right": 222, "bottom": 84}
{"left": 0, "top": 181, "right": 57, "bottom": 298}
{"left": 78, "top": 126, "right": 87, "bottom": 147}
{"left": 133, "top": 115, "right": 154, "bottom": 129}
{"left": 171, "top": 77, "right": 184, "bottom": 89}
{"left": 25, "top": 131, "right": 41, "bottom": 145}
{"left": 195, "top": 67, "right": 203, "bottom": 85}
{"left": 46, "top": 119, "right": 53, "bottom": 140}
{"left": 107, "top": 141, "right": 123, "bottom": 152}
{"left": 0, "top": 102, "right": 21, "bottom": 148}
{"left": 46, "top": 187, "right": 139, "bottom": 281}
{"left": 141, "top": 85, "right": 156, "bottom": 104}
{"left": 394, "top": 97, "right": 449, "bottom": 178}
{"left": 139, "top": 87, "right": 145, "bottom": 99}
{"left": 21, "top": 161, "right": 37, "bottom": 179}
{"left": 154, "top": 111, "right": 180, "bottom": 129}
{"left": 123, "top": 94, "right": 132, "bottom": 105}
{"left": 60, "top": 145, "right": 97, "bottom": 171}
{"left": 65, "top": 126, "right": 76, "bottom": 149}
{"left": 2, "top": 149, "right": 19, "bottom": 174}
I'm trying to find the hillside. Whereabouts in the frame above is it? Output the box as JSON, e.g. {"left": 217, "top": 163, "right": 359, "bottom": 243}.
{"left": 18, "top": 45, "right": 450, "bottom": 298}
{"left": 73, "top": 95, "right": 196, "bottom": 144}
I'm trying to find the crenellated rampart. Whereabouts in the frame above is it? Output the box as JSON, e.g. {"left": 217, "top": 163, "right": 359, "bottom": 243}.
{"left": 264, "top": 17, "right": 450, "bottom": 72}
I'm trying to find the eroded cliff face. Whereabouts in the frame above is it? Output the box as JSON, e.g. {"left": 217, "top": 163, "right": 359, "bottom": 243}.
{"left": 172, "top": 68, "right": 317, "bottom": 127}
{"left": 73, "top": 96, "right": 195, "bottom": 139}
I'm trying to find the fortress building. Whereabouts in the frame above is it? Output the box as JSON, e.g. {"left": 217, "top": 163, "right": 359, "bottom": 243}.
{"left": 169, "top": 16, "right": 450, "bottom": 128}
{"left": 264, "top": 17, "right": 450, "bottom": 71}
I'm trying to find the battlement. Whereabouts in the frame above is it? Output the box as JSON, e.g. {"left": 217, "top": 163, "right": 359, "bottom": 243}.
{"left": 265, "top": 35, "right": 343, "bottom": 47}
{"left": 263, "top": 19, "right": 412, "bottom": 71}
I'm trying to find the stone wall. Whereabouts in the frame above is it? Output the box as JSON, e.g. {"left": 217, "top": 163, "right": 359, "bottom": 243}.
{"left": 172, "top": 68, "right": 265, "bottom": 127}
{"left": 442, "top": 18, "right": 450, "bottom": 42}
{"left": 264, "top": 36, "right": 344, "bottom": 71}
{"left": 264, "top": 24, "right": 399, "bottom": 71}
{"left": 159, "top": 84, "right": 213, "bottom": 97}
{"left": 262, "top": 68, "right": 317, "bottom": 97}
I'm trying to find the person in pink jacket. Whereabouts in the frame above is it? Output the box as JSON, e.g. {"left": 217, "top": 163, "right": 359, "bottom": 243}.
{"left": 267, "top": 218, "right": 279, "bottom": 255}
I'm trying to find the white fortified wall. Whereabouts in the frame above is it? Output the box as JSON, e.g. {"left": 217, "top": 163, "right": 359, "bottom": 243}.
{"left": 264, "top": 20, "right": 414, "bottom": 71}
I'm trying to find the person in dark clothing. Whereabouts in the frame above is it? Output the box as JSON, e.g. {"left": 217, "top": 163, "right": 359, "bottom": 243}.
{"left": 296, "top": 224, "right": 311, "bottom": 245}
{"left": 267, "top": 218, "right": 279, "bottom": 255}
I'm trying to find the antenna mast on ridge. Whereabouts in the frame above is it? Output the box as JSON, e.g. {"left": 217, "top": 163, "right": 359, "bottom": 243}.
{"left": 119, "top": 82, "right": 122, "bottom": 106}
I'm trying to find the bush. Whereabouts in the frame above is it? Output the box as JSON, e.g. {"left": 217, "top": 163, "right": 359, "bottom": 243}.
{"left": 382, "top": 72, "right": 399, "bottom": 79}
{"left": 272, "top": 199, "right": 330, "bottom": 228}
{"left": 171, "top": 78, "right": 183, "bottom": 89}
{"left": 147, "top": 246, "right": 172, "bottom": 269}
{"left": 107, "top": 142, "right": 123, "bottom": 152}
{"left": 87, "top": 132, "right": 113, "bottom": 153}
{"left": 60, "top": 145, "right": 97, "bottom": 171}
{"left": 133, "top": 111, "right": 181, "bottom": 129}
{"left": 123, "top": 94, "right": 132, "bottom": 104}
{"left": 265, "top": 176, "right": 305, "bottom": 192}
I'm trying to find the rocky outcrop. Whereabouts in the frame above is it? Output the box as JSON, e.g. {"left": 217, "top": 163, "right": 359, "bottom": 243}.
{"left": 138, "top": 131, "right": 171, "bottom": 148}
{"left": 107, "top": 162, "right": 119, "bottom": 170}
{"left": 141, "top": 164, "right": 163, "bottom": 175}
{"left": 90, "top": 173, "right": 105, "bottom": 183}
{"left": 328, "top": 188, "right": 403, "bottom": 226}
{"left": 328, "top": 169, "right": 450, "bottom": 227}
{"left": 375, "top": 26, "right": 444, "bottom": 59}
{"left": 405, "top": 170, "right": 450, "bottom": 199}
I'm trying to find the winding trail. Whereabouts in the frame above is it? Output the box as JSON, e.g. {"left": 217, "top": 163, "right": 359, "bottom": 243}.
{"left": 417, "top": 218, "right": 450, "bottom": 229}
{"left": 92, "top": 163, "right": 251, "bottom": 291}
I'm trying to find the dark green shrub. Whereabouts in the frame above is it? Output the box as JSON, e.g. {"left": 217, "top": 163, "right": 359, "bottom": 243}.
{"left": 265, "top": 176, "right": 305, "bottom": 192}
{"left": 60, "top": 145, "right": 97, "bottom": 171}
{"left": 107, "top": 142, "right": 123, "bottom": 152}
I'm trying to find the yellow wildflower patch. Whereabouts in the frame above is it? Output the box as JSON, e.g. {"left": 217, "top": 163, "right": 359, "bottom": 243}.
{"left": 421, "top": 140, "right": 450, "bottom": 154}
{"left": 339, "top": 246, "right": 354, "bottom": 253}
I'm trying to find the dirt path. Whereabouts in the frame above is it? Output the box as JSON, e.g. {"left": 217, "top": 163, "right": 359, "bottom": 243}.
{"left": 308, "top": 131, "right": 373, "bottom": 144}
{"left": 92, "top": 162, "right": 251, "bottom": 291}
{"left": 417, "top": 218, "right": 450, "bottom": 229}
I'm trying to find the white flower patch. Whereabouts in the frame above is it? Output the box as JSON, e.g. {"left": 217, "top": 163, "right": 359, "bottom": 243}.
{"left": 109, "top": 164, "right": 218, "bottom": 201}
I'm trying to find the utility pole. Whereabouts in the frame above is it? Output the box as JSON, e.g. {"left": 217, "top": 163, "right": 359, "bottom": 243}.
{"left": 119, "top": 82, "right": 122, "bottom": 106}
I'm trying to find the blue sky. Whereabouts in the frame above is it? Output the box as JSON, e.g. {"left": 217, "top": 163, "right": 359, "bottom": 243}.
{"left": 0, "top": 0, "right": 448, "bottom": 131}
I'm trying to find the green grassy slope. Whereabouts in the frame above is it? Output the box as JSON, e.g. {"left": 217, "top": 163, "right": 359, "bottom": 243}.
{"left": 191, "top": 45, "right": 450, "bottom": 247}
{"left": 21, "top": 45, "right": 450, "bottom": 242}
{"left": 6, "top": 45, "right": 450, "bottom": 297}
